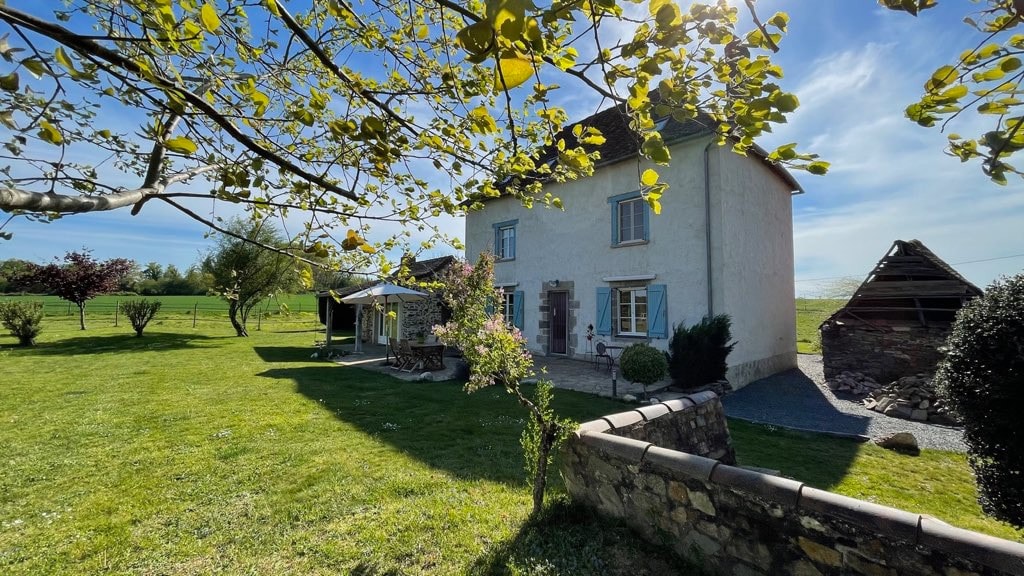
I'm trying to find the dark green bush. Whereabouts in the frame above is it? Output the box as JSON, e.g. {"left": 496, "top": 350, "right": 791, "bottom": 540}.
{"left": 620, "top": 343, "right": 668, "bottom": 397}
{"left": 120, "top": 299, "right": 162, "bottom": 337}
{"left": 0, "top": 301, "right": 44, "bottom": 346}
{"left": 935, "top": 274, "right": 1024, "bottom": 527}
{"left": 666, "top": 314, "right": 736, "bottom": 389}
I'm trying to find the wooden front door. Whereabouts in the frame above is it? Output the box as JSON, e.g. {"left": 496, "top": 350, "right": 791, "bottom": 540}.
{"left": 549, "top": 292, "right": 568, "bottom": 355}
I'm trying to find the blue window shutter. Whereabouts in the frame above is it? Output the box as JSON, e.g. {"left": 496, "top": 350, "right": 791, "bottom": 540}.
{"left": 494, "top": 227, "right": 501, "bottom": 256}
{"left": 610, "top": 202, "right": 619, "bottom": 245}
{"left": 648, "top": 284, "right": 668, "bottom": 338}
{"left": 596, "top": 287, "right": 612, "bottom": 335}
{"left": 513, "top": 291, "right": 524, "bottom": 330}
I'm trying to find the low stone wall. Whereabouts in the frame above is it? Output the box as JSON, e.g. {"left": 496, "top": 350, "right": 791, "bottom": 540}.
{"left": 561, "top": 393, "right": 1024, "bottom": 576}
{"left": 821, "top": 323, "right": 950, "bottom": 383}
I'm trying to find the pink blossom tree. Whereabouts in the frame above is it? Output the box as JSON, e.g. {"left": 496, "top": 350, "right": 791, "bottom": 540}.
{"left": 434, "top": 253, "right": 573, "bottom": 515}
{"left": 31, "top": 251, "right": 132, "bottom": 330}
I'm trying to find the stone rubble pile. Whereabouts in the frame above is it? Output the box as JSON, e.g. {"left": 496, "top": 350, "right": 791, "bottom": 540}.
{"left": 825, "top": 371, "right": 881, "bottom": 396}
{"left": 862, "top": 373, "right": 961, "bottom": 426}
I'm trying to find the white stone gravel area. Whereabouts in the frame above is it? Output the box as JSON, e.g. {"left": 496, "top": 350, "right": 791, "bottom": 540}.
{"left": 722, "top": 355, "right": 966, "bottom": 453}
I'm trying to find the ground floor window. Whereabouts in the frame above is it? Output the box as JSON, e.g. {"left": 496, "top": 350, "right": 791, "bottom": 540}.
{"left": 500, "top": 290, "right": 516, "bottom": 327}
{"left": 615, "top": 287, "right": 648, "bottom": 336}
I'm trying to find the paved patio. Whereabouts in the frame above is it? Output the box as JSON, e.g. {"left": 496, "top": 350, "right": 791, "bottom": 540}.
{"left": 328, "top": 342, "right": 676, "bottom": 399}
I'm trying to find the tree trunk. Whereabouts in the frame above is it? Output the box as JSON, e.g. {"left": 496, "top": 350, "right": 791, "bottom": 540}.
{"left": 530, "top": 424, "right": 558, "bottom": 516}
{"left": 78, "top": 302, "right": 86, "bottom": 330}
{"left": 228, "top": 300, "right": 248, "bottom": 337}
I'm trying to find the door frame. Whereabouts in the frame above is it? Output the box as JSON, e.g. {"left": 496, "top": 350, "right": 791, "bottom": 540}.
{"left": 548, "top": 290, "right": 569, "bottom": 355}
{"left": 376, "top": 302, "right": 400, "bottom": 345}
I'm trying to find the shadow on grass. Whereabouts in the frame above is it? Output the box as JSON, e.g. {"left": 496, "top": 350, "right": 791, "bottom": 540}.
{"left": 253, "top": 346, "right": 321, "bottom": 363}
{"left": 466, "top": 498, "right": 698, "bottom": 576}
{"left": 729, "top": 419, "right": 865, "bottom": 490}
{"left": 258, "top": 365, "right": 630, "bottom": 485}
{"left": 18, "top": 332, "right": 221, "bottom": 356}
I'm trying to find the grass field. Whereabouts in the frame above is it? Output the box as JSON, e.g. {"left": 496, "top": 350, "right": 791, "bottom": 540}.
{"left": 795, "top": 298, "right": 845, "bottom": 354}
{"left": 2, "top": 304, "right": 1020, "bottom": 573}
{"left": 0, "top": 293, "right": 320, "bottom": 317}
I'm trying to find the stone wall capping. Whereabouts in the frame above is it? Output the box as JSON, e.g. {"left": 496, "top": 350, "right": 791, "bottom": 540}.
{"left": 634, "top": 403, "right": 671, "bottom": 421}
{"left": 600, "top": 410, "right": 645, "bottom": 430}
{"left": 797, "top": 486, "right": 920, "bottom": 543}
{"left": 683, "top": 390, "right": 719, "bottom": 406}
{"left": 644, "top": 445, "right": 719, "bottom": 482}
{"left": 918, "top": 515, "right": 1024, "bottom": 575}
{"left": 576, "top": 419, "right": 612, "bottom": 437}
{"left": 562, "top": 395, "right": 1024, "bottom": 576}
{"left": 710, "top": 464, "right": 804, "bottom": 508}
{"left": 580, "top": 431, "right": 651, "bottom": 464}
{"left": 660, "top": 398, "right": 696, "bottom": 413}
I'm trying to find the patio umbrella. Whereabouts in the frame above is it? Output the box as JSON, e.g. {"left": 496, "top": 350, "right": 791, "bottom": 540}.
{"left": 341, "top": 283, "right": 427, "bottom": 362}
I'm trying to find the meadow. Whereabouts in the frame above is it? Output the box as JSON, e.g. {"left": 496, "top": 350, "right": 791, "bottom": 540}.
{"left": 1, "top": 301, "right": 1020, "bottom": 574}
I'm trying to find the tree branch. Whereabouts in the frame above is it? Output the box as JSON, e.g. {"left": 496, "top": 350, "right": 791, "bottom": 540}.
{"left": 0, "top": 186, "right": 150, "bottom": 213}
{"left": 0, "top": 5, "right": 359, "bottom": 202}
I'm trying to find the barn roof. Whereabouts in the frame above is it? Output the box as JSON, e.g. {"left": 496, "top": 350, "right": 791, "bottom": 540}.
{"left": 822, "top": 239, "right": 983, "bottom": 329}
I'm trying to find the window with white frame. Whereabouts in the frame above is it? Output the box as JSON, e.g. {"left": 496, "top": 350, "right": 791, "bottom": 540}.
{"left": 499, "top": 290, "right": 516, "bottom": 327}
{"left": 617, "top": 197, "right": 646, "bottom": 243}
{"left": 491, "top": 222, "right": 516, "bottom": 260}
{"left": 615, "top": 287, "right": 648, "bottom": 336}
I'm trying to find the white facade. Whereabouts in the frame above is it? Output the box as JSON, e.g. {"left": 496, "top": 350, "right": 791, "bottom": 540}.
{"left": 464, "top": 135, "right": 799, "bottom": 389}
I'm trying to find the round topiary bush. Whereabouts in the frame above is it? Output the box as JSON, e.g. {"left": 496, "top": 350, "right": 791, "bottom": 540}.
{"left": 619, "top": 343, "right": 668, "bottom": 394}
{"left": 935, "top": 273, "right": 1024, "bottom": 527}
{"left": 0, "top": 301, "right": 44, "bottom": 346}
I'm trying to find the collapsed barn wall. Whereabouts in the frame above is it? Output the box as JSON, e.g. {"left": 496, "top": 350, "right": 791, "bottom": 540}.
{"left": 820, "top": 322, "right": 950, "bottom": 382}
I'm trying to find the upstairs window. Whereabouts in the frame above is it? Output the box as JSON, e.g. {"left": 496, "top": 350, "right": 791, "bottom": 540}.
{"left": 492, "top": 219, "right": 518, "bottom": 260}
{"left": 608, "top": 192, "right": 649, "bottom": 246}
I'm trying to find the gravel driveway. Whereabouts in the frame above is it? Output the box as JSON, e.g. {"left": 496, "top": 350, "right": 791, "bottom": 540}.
{"left": 722, "top": 355, "right": 966, "bottom": 452}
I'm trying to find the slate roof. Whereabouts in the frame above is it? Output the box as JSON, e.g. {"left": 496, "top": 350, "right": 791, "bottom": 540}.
{"left": 475, "top": 97, "right": 803, "bottom": 200}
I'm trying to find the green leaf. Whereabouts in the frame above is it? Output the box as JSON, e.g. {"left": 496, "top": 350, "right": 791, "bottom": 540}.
{"left": 494, "top": 56, "right": 533, "bottom": 91}
{"left": 641, "top": 168, "right": 658, "bottom": 187}
{"left": 1000, "top": 56, "right": 1022, "bottom": 73}
{"left": 806, "top": 161, "right": 830, "bottom": 175}
{"left": 200, "top": 3, "right": 221, "bottom": 32}
{"left": 21, "top": 58, "right": 47, "bottom": 79}
{"left": 54, "top": 47, "right": 77, "bottom": 75}
{"left": 37, "top": 120, "right": 63, "bottom": 145}
{"left": 164, "top": 136, "right": 198, "bottom": 154}
{"left": 251, "top": 90, "right": 270, "bottom": 117}
{"left": 0, "top": 72, "right": 18, "bottom": 92}
{"left": 773, "top": 93, "right": 799, "bottom": 113}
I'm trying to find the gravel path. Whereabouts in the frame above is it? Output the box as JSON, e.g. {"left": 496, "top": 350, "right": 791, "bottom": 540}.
{"left": 722, "top": 355, "right": 966, "bottom": 452}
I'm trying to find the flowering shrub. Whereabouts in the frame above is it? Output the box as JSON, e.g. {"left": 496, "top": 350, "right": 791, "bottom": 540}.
{"left": 434, "top": 253, "right": 573, "bottom": 515}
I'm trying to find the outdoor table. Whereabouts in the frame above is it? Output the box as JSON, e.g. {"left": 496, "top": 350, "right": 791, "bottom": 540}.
{"left": 409, "top": 343, "right": 445, "bottom": 371}
{"left": 604, "top": 344, "right": 624, "bottom": 372}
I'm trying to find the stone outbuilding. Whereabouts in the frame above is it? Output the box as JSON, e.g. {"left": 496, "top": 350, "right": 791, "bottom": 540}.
{"left": 317, "top": 255, "right": 455, "bottom": 344}
{"left": 820, "top": 239, "right": 982, "bottom": 382}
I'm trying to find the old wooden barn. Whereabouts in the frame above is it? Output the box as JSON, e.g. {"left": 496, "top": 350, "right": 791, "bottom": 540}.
{"left": 820, "top": 239, "right": 983, "bottom": 382}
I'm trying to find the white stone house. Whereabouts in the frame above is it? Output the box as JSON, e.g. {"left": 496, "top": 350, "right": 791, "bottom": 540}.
{"left": 464, "top": 105, "right": 803, "bottom": 389}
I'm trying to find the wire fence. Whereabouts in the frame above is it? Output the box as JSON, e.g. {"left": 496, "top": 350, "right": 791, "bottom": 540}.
{"left": 1, "top": 297, "right": 324, "bottom": 332}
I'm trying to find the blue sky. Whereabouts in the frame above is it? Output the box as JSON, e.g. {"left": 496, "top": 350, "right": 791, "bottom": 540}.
{"left": 2, "top": 1, "right": 1023, "bottom": 295}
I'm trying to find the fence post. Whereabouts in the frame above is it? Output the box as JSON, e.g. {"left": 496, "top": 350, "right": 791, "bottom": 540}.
{"left": 193, "top": 302, "right": 198, "bottom": 328}
{"left": 114, "top": 300, "right": 119, "bottom": 327}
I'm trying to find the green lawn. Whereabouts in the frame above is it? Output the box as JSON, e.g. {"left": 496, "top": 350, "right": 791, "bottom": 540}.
{"left": 1, "top": 316, "right": 1020, "bottom": 574}
{"left": 0, "top": 318, "right": 691, "bottom": 575}
{"left": 0, "top": 293, "right": 320, "bottom": 317}
{"left": 795, "top": 298, "right": 845, "bottom": 354}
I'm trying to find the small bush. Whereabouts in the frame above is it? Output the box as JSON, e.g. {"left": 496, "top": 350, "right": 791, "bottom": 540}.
{"left": 0, "top": 301, "right": 44, "bottom": 346}
{"left": 667, "top": 314, "right": 736, "bottom": 389}
{"left": 120, "top": 299, "right": 162, "bottom": 337}
{"left": 935, "top": 274, "right": 1024, "bottom": 527}
{"left": 620, "top": 343, "right": 668, "bottom": 396}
